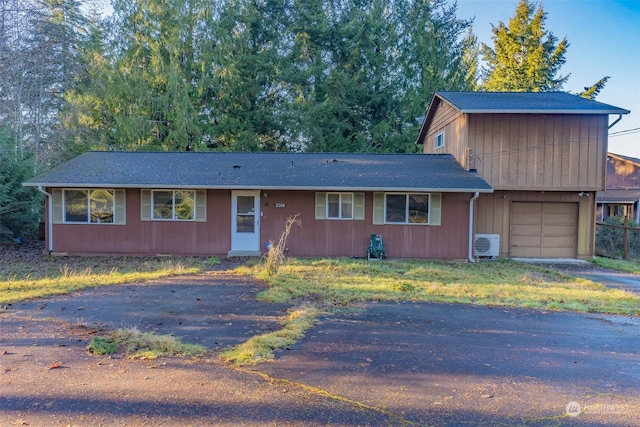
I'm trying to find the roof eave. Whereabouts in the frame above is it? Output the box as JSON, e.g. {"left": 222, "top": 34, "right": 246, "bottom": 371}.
{"left": 24, "top": 182, "right": 494, "bottom": 193}
{"left": 459, "top": 108, "right": 631, "bottom": 115}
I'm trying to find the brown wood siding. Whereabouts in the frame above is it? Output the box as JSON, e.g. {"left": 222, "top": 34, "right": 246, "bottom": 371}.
{"left": 51, "top": 189, "right": 232, "bottom": 256}
{"left": 474, "top": 190, "right": 595, "bottom": 259}
{"left": 421, "top": 101, "right": 469, "bottom": 168}
{"left": 466, "top": 114, "right": 607, "bottom": 190}
{"left": 260, "top": 191, "right": 472, "bottom": 259}
{"left": 49, "top": 189, "right": 475, "bottom": 259}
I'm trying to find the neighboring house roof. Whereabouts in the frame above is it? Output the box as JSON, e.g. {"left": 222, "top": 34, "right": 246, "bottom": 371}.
{"left": 433, "top": 91, "right": 631, "bottom": 115}
{"left": 597, "top": 189, "right": 640, "bottom": 204}
{"left": 24, "top": 151, "right": 493, "bottom": 193}
{"left": 608, "top": 152, "right": 640, "bottom": 167}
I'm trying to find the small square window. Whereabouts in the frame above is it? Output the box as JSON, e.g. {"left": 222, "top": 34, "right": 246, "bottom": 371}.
{"left": 435, "top": 132, "right": 445, "bottom": 149}
{"left": 327, "top": 193, "right": 353, "bottom": 219}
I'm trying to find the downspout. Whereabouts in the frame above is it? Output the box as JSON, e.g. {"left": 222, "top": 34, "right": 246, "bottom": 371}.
{"left": 608, "top": 114, "right": 623, "bottom": 129}
{"left": 468, "top": 192, "right": 480, "bottom": 263}
{"left": 37, "top": 186, "right": 53, "bottom": 254}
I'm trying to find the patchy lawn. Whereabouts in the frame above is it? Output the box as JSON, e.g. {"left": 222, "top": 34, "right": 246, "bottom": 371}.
{"left": 222, "top": 257, "right": 640, "bottom": 364}
{"left": 0, "top": 245, "right": 218, "bottom": 304}
{"left": 238, "top": 258, "right": 640, "bottom": 315}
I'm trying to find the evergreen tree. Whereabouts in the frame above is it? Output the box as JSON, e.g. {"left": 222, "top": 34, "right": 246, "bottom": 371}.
{"left": 580, "top": 76, "right": 610, "bottom": 100}
{"left": 208, "top": 0, "right": 289, "bottom": 151}
{"left": 460, "top": 28, "right": 480, "bottom": 91}
{"left": 393, "top": 0, "right": 474, "bottom": 151}
{"left": 480, "top": 0, "right": 569, "bottom": 92}
{"left": 0, "top": 127, "right": 41, "bottom": 240}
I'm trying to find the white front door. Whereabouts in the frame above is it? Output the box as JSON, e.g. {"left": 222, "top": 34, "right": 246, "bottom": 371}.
{"left": 230, "top": 191, "right": 261, "bottom": 256}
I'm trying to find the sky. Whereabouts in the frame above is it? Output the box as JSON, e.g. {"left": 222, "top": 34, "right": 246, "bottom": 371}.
{"left": 452, "top": 0, "right": 640, "bottom": 158}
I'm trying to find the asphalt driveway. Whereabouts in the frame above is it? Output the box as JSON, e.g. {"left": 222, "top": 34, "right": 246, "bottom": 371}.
{"left": 2, "top": 267, "right": 640, "bottom": 426}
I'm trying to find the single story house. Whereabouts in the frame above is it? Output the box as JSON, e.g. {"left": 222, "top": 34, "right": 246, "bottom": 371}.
{"left": 23, "top": 151, "right": 492, "bottom": 259}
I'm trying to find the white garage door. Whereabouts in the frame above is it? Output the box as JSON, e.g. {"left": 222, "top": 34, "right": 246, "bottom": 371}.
{"left": 510, "top": 202, "right": 578, "bottom": 258}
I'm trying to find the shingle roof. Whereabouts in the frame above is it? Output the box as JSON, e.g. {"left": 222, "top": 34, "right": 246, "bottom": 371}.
{"left": 24, "top": 151, "right": 492, "bottom": 193}
{"left": 597, "top": 189, "right": 640, "bottom": 203}
{"left": 609, "top": 152, "right": 640, "bottom": 167}
{"left": 435, "top": 91, "right": 630, "bottom": 115}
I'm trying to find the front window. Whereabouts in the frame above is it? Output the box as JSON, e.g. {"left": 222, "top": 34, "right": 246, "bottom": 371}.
{"left": 385, "top": 193, "right": 430, "bottom": 224}
{"left": 153, "top": 190, "right": 194, "bottom": 220}
{"left": 327, "top": 193, "right": 353, "bottom": 219}
{"left": 64, "top": 189, "right": 114, "bottom": 223}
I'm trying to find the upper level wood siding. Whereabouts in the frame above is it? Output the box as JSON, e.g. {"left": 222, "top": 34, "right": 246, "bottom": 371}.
{"left": 421, "top": 100, "right": 609, "bottom": 191}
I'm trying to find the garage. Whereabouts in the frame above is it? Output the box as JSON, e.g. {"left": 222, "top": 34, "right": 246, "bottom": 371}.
{"left": 510, "top": 202, "right": 578, "bottom": 258}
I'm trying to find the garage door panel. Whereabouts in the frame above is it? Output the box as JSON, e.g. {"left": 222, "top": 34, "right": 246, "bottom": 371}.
{"left": 512, "top": 235, "right": 541, "bottom": 246}
{"left": 544, "top": 225, "right": 575, "bottom": 235}
{"left": 544, "top": 236, "right": 576, "bottom": 247}
{"left": 544, "top": 203, "right": 574, "bottom": 214}
{"left": 510, "top": 202, "right": 577, "bottom": 258}
{"left": 512, "top": 214, "right": 543, "bottom": 226}
{"left": 511, "top": 224, "right": 542, "bottom": 235}
{"left": 544, "top": 214, "right": 574, "bottom": 224}
{"left": 511, "top": 246, "right": 542, "bottom": 257}
{"left": 543, "top": 246, "right": 576, "bottom": 258}
{"left": 512, "top": 203, "right": 542, "bottom": 214}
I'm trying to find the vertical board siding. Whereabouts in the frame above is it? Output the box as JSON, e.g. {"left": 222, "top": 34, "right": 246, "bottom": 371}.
{"left": 421, "top": 101, "right": 469, "bottom": 169}
{"left": 259, "top": 191, "right": 472, "bottom": 259}
{"left": 50, "top": 189, "right": 474, "bottom": 259}
{"left": 474, "top": 190, "right": 595, "bottom": 259}
{"left": 52, "top": 189, "right": 232, "bottom": 255}
{"left": 468, "top": 114, "right": 607, "bottom": 190}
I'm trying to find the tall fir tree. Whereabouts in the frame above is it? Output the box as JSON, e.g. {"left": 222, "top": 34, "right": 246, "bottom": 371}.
{"left": 480, "top": 0, "right": 569, "bottom": 92}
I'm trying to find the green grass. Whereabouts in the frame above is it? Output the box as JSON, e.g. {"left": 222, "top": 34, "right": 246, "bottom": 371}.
{"left": 87, "top": 327, "right": 206, "bottom": 359}
{"left": 591, "top": 256, "right": 640, "bottom": 274}
{"left": 0, "top": 256, "right": 218, "bottom": 304}
{"left": 237, "top": 258, "right": 640, "bottom": 316}
{"left": 223, "top": 257, "right": 640, "bottom": 365}
{"left": 222, "top": 305, "right": 319, "bottom": 365}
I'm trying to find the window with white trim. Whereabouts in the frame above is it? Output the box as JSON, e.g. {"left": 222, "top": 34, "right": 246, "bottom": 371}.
{"left": 152, "top": 190, "right": 195, "bottom": 220}
{"left": 140, "top": 189, "right": 206, "bottom": 222}
{"left": 64, "top": 189, "right": 115, "bottom": 223}
{"left": 372, "top": 192, "right": 441, "bottom": 225}
{"left": 327, "top": 193, "right": 354, "bottom": 219}
{"left": 434, "top": 132, "right": 445, "bottom": 149}
{"left": 315, "top": 192, "right": 364, "bottom": 220}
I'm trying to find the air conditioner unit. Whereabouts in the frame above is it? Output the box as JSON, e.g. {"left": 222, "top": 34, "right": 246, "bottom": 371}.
{"left": 474, "top": 234, "right": 500, "bottom": 258}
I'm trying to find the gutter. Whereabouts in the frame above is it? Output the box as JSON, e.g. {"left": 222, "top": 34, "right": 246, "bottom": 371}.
{"left": 468, "top": 191, "right": 480, "bottom": 263}
{"left": 37, "top": 186, "right": 53, "bottom": 254}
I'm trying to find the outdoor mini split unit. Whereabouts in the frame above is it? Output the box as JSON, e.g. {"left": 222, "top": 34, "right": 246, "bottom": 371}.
{"left": 474, "top": 234, "right": 500, "bottom": 258}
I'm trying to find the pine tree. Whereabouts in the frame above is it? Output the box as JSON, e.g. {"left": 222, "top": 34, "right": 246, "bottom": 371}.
{"left": 580, "top": 76, "right": 610, "bottom": 100}
{"left": 480, "top": 0, "right": 569, "bottom": 92}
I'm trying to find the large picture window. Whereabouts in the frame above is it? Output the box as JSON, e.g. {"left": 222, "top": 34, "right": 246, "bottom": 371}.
{"left": 152, "top": 190, "right": 195, "bottom": 220}
{"left": 385, "top": 193, "right": 429, "bottom": 224}
{"left": 64, "top": 189, "right": 114, "bottom": 223}
{"left": 373, "top": 192, "right": 441, "bottom": 226}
